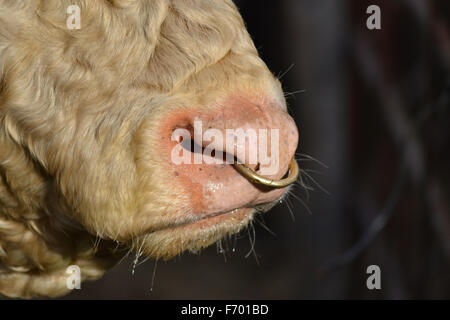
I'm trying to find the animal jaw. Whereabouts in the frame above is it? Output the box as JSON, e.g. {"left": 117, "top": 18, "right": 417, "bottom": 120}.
{"left": 0, "top": 0, "right": 299, "bottom": 298}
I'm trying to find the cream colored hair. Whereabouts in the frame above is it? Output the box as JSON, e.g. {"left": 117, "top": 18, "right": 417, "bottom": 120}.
{"left": 0, "top": 0, "right": 279, "bottom": 298}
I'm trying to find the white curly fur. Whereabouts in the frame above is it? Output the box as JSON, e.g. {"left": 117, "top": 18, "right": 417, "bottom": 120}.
{"left": 0, "top": 0, "right": 286, "bottom": 298}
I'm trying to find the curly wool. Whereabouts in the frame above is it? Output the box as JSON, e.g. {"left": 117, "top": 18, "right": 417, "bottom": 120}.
{"left": 0, "top": 0, "right": 277, "bottom": 298}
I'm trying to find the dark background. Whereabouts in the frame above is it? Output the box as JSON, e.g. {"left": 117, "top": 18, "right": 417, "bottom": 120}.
{"left": 66, "top": 0, "right": 450, "bottom": 299}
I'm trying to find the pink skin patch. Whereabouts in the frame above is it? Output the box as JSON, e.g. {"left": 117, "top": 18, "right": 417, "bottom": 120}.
{"left": 158, "top": 94, "right": 299, "bottom": 221}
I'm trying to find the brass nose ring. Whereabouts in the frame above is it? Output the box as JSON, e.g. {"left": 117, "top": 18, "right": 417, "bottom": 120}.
{"left": 232, "top": 158, "right": 299, "bottom": 189}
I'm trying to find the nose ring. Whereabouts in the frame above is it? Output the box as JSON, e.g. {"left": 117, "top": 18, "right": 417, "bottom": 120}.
{"left": 232, "top": 158, "right": 299, "bottom": 189}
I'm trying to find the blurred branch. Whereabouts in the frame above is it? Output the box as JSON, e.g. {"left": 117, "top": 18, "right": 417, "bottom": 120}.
{"left": 403, "top": 0, "right": 450, "bottom": 69}
{"left": 428, "top": 178, "right": 450, "bottom": 260}
{"left": 319, "top": 161, "right": 408, "bottom": 275}
{"left": 353, "top": 33, "right": 426, "bottom": 182}
{"left": 319, "top": 23, "right": 450, "bottom": 275}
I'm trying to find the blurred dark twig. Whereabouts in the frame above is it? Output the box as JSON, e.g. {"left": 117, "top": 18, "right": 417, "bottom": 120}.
{"left": 319, "top": 10, "right": 450, "bottom": 275}
{"left": 319, "top": 156, "right": 408, "bottom": 276}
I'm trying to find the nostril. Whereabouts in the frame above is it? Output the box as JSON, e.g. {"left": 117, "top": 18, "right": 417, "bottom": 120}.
{"left": 180, "top": 137, "right": 201, "bottom": 154}
{"left": 281, "top": 167, "right": 290, "bottom": 179}
{"left": 172, "top": 123, "right": 194, "bottom": 138}
{"left": 172, "top": 123, "right": 197, "bottom": 153}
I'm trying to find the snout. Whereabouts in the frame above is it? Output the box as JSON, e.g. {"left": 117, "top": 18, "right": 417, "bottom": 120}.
{"left": 159, "top": 93, "right": 299, "bottom": 217}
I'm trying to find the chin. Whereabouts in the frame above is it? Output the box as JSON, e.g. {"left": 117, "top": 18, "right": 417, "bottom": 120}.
{"left": 137, "top": 207, "right": 256, "bottom": 260}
